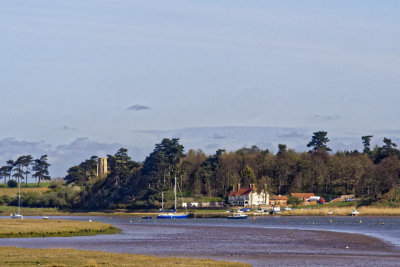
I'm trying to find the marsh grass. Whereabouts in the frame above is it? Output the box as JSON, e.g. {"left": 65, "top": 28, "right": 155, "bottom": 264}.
{"left": 283, "top": 206, "right": 400, "bottom": 216}
{"left": 0, "top": 219, "right": 119, "bottom": 238}
{"left": 0, "top": 247, "right": 249, "bottom": 267}
{"left": 0, "top": 187, "right": 49, "bottom": 197}
{"left": 0, "top": 206, "right": 60, "bottom": 215}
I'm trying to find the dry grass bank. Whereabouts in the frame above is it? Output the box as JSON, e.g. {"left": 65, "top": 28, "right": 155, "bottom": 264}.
{"left": 0, "top": 247, "right": 249, "bottom": 267}
{"left": 0, "top": 187, "right": 49, "bottom": 197}
{"left": 358, "top": 206, "right": 400, "bottom": 216}
{"left": 0, "top": 206, "right": 60, "bottom": 215}
{"left": 0, "top": 219, "right": 119, "bottom": 238}
{"left": 283, "top": 206, "right": 400, "bottom": 216}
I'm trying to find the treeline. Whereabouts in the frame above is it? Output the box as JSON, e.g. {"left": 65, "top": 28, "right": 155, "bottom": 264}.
{"left": 63, "top": 131, "right": 400, "bottom": 209}
{"left": 0, "top": 155, "right": 50, "bottom": 187}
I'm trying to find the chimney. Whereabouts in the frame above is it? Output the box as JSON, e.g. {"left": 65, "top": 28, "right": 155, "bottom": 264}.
{"left": 250, "top": 184, "right": 255, "bottom": 191}
{"left": 238, "top": 184, "right": 241, "bottom": 191}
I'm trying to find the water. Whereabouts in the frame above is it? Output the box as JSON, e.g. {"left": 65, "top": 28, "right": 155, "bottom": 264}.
{"left": 1, "top": 215, "right": 399, "bottom": 266}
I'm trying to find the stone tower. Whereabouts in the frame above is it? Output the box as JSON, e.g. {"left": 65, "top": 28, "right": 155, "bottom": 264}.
{"left": 97, "top": 158, "right": 108, "bottom": 177}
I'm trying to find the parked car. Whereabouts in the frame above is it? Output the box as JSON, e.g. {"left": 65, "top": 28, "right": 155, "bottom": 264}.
{"left": 345, "top": 198, "right": 356, "bottom": 202}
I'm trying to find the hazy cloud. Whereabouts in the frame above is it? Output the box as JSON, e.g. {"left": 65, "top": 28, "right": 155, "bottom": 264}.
{"left": 278, "top": 132, "right": 303, "bottom": 138}
{"left": 311, "top": 114, "right": 341, "bottom": 121}
{"left": 206, "top": 143, "right": 220, "bottom": 149}
{"left": 127, "top": 104, "right": 151, "bottom": 111}
{"left": 213, "top": 133, "right": 227, "bottom": 139}
{"left": 61, "top": 125, "right": 77, "bottom": 131}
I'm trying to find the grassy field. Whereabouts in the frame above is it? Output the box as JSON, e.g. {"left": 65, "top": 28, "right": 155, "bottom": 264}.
{"left": 0, "top": 187, "right": 49, "bottom": 197}
{"left": 0, "top": 219, "right": 119, "bottom": 238}
{"left": 0, "top": 247, "right": 249, "bottom": 267}
{"left": 0, "top": 182, "right": 50, "bottom": 188}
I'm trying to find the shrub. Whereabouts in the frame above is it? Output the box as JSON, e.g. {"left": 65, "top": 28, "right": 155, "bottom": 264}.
{"left": 287, "top": 196, "right": 302, "bottom": 206}
{"left": 7, "top": 180, "right": 18, "bottom": 188}
{"left": 1, "top": 195, "right": 11, "bottom": 204}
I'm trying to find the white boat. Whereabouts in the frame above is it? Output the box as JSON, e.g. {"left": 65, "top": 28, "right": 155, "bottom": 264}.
{"left": 11, "top": 213, "right": 23, "bottom": 219}
{"left": 11, "top": 179, "right": 23, "bottom": 219}
{"left": 227, "top": 211, "right": 248, "bottom": 219}
{"left": 157, "top": 177, "right": 189, "bottom": 219}
{"left": 351, "top": 210, "right": 360, "bottom": 216}
{"left": 42, "top": 216, "right": 49, "bottom": 220}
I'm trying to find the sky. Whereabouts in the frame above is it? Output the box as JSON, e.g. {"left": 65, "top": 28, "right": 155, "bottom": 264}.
{"left": 1, "top": 0, "right": 400, "bottom": 176}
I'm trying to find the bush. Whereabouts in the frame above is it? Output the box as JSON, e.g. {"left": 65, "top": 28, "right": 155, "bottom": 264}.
{"left": 7, "top": 180, "right": 18, "bottom": 188}
{"left": 287, "top": 196, "right": 302, "bottom": 206}
{"left": 2, "top": 195, "right": 11, "bottom": 204}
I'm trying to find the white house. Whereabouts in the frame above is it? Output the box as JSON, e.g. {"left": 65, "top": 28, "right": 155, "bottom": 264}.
{"left": 228, "top": 184, "right": 269, "bottom": 206}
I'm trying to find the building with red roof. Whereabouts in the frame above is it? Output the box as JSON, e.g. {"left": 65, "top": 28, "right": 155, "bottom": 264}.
{"left": 228, "top": 184, "right": 269, "bottom": 206}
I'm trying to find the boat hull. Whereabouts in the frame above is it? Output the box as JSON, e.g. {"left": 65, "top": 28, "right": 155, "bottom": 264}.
{"left": 227, "top": 216, "right": 248, "bottom": 219}
{"left": 157, "top": 213, "right": 189, "bottom": 219}
{"left": 11, "top": 214, "right": 23, "bottom": 219}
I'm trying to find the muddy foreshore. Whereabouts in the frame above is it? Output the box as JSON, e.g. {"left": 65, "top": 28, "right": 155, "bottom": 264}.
{"left": 2, "top": 219, "right": 399, "bottom": 267}
{"left": 122, "top": 224, "right": 400, "bottom": 266}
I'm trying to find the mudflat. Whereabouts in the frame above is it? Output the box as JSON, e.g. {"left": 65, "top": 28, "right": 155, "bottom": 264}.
{"left": 1, "top": 220, "right": 399, "bottom": 266}
{"left": 115, "top": 224, "right": 400, "bottom": 266}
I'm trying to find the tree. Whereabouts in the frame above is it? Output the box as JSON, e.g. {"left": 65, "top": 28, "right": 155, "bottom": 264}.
{"left": 307, "top": 131, "right": 331, "bottom": 153}
{"left": 20, "top": 155, "right": 33, "bottom": 187}
{"left": 6, "top": 160, "right": 14, "bottom": 183}
{"left": 240, "top": 165, "right": 256, "bottom": 186}
{"left": 361, "top": 135, "right": 373, "bottom": 154}
{"left": 12, "top": 157, "right": 24, "bottom": 184}
{"left": 375, "top": 138, "right": 400, "bottom": 163}
{"left": 277, "top": 144, "right": 287, "bottom": 155}
{"left": 65, "top": 166, "right": 86, "bottom": 185}
{"left": 0, "top": 166, "right": 9, "bottom": 185}
{"left": 32, "top": 155, "right": 51, "bottom": 187}
{"left": 141, "top": 138, "right": 185, "bottom": 190}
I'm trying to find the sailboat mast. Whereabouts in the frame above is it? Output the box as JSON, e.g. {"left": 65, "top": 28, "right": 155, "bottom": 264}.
{"left": 18, "top": 179, "right": 21, "bottom": 214}
{"left": 161, "top": 191, "right": 164, "bottom": 211}
{"left": 174, "top": 176, "right": 177, "bottom": 211}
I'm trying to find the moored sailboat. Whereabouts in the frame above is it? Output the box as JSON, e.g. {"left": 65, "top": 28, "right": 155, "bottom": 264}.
{"left": 11, "top": 179, "right": 23, "bottom": 219}
{"left": 157, "top": 177, "right": 188, "bottom": 219}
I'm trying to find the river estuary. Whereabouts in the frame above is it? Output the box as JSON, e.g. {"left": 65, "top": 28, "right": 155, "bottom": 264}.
{"left": 1, "top": 215, "right": 400, "bottom": 266}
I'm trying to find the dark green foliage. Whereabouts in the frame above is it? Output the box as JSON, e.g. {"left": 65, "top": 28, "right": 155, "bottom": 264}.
{"left": 362, "top": 135, "right": 373, "bottom": 154}
{"left": 32, "top": 155, "right": 51, "bottom": 187}
{"left": 240, "top": 165, "right": 256, "bottom": 186}
{"left": 12, "top": 157, "right": 25, "bottom": 184}
{"left": 277, "top": 144, "right": 287, "bottom": 155}
{"left": 7, "top": 179, "right": 18, "bottom": 188}
{"left": 287, "top": 196, "right": 302, "bottom": 206}
{"left": 0, "top": 166, "right": 9, "bottom": 185}
{"left": 374, "top": 138, "right": 400, "bottom": 163}
{"left": 307, "top": 131, "right": 331, "bottom": 153}
{"left": 64, "top": 156, "right": 97, "bottom": 186}
{"left": 5, "top": 132, "right": 400, "bottom": 210}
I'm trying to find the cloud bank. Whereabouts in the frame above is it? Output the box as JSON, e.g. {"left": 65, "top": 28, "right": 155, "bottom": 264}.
{"left": 127, "top": 104, "right": 151, "bottom": 111}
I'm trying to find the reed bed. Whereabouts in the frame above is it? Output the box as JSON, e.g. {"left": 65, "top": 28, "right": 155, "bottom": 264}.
{"left": 0, "top": 247, "right": 249, "bottom": 267}
{"left": 0, "top": 206, "right": 61, "bottom": 215}
{"left": 358, "top": 206, "right": 400, "bottom": 216}
{"left": 0, "top": 187, "right": 49, "bottom": 197}
{"left": 0, "top": 219, "right": 119, "bottom": 238}
{"left": 283, "top": 206, "right": 400, "bottom": 216}
{"left": 283, "top": 207, "right": 355, "bottom": 216}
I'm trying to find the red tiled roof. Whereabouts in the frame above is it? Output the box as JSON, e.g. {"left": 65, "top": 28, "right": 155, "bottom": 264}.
{"left": 228, "top": 188, "right": 252, "bottom": 197}
{"left": 290, "top": 193, "right": 315, "bottom": 198}
{"left": 270, "top": 195, "right": 288, "bottom": 200}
